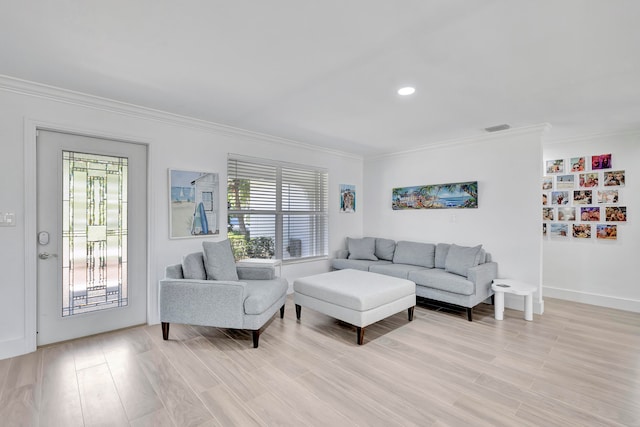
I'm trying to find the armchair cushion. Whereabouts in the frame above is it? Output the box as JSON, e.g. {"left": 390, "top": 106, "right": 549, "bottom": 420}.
{"left": 203, "top": 240, "right": 239, "bottom": 281}
{"left": 181, "top": 252, "right": 206, "bottom": 280}
{"left": 347, "top": 237, "right": 378, "bottom": 261}
{"left": 445, "top": 244, "right": 483, "bottom": 277}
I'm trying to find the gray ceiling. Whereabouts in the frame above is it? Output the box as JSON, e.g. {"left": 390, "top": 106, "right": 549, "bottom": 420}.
{"left": 2, "top": 1, "right": 639, "bottom": 156}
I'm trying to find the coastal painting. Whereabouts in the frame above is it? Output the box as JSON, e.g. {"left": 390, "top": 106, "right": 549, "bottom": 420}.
{"left": 169, "top": 169, "right": 219, "bottom": 238}
{"left": 392, "top": 181, "right": 478, "bottom": 210}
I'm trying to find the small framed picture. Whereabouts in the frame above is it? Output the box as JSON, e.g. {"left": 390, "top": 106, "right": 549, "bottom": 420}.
{"left": 572, "top": 190, "right": 592, "bottom": 205}
{"left": 597, "top": 190, "right": 619, "bottom": 204}
{"left": 551, "top": 191, "right": 569, "bottom": 205}
{"left": 550, "top": 223, "right": 568, "bottom": 238}
{"left": 546, "top": 159, "right": 564, "bottom": 174}
{"left": 572, "top": 224, "right": 591, "bottom": 239}
{"left": 570, "top": 157, "right": 586, "bottom": 172}
{"left": 580, "top": 207, "right": 600, "bottom": 222}
{"left": 556, "top": 175, "right": 575, "bottom": 189}
{"left": 604, "top": 170, "right": 625, "bottom": 187}
{"left": 542, "top": 193, "right": 548, "bottom": 206}
{"left": 578, "top": 173, "right": 599, "bottom": 188}
{"left": 543, "top": 223, "right": 547, "bottom": 236}
{"left": 605, "top": 206, "right": 627, "bottom": 222}
{"left": 557, "top": 207, "right": 576, "bottom": 221}
{"left": 340, "top": 184, "right": 356, "bottom": 213}
{"left": 543, "top": 207, "right": 554, "bottom": 221}
{"left": 542, "top": 176, "right": 553, "bottom": 190}
{"left": 596, "top": 224, "right": 617, "bottom": 240}
{"left": 591, "top": 154, "right": 612, "bottom": 170}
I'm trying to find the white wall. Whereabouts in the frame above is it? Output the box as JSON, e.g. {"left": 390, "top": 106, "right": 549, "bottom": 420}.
{"left": 0, "top": 76, "right": 363, "bottom": 359}
{"left": 543, "top": 132, "right": 639, "bottom": 312}
{"left": 363, "top": 125, "right": 548, "bottom": 313}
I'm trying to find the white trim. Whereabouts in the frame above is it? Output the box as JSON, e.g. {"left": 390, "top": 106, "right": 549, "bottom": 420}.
{"left": 543, "top": 128, "right": 640, "bottom": 146}
{"left": 544, "top": 286, "right": 640, "bottom": 313}
{"left": 1, "top": 74, "right": 362, "bottom": 161}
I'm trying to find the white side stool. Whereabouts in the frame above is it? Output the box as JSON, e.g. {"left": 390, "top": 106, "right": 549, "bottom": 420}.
{"left": 491, "top": 279, "right": 537, "bottom": 321}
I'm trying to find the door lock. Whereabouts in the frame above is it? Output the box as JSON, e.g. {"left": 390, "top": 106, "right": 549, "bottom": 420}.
{"left": 38, "top": 252, "right": 58, "bottom": 260}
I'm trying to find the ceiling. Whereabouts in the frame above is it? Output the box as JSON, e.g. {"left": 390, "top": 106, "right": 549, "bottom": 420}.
{"left": 2, "top": 1, "right": 639, "bottom": 156}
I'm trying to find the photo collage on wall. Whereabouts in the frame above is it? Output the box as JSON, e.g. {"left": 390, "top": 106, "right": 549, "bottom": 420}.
{"left": 542, "top": 154, "right": 627, "bottom": 241}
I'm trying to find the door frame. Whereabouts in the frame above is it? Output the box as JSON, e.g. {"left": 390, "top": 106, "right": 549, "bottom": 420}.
{"left": 23, "top": 119, "right": 153, "bottom": 353}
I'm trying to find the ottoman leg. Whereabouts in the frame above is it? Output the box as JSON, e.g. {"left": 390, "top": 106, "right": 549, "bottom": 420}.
{"left": 356, "top": 327, "right": 365, "bottom": 345}
{"left": 295, "top": 304, "right": 301, "bottom": 320}
{"left": 280, "top": 304, "right": 285, "bottom": 319}
{"left": 408, "top": 306, "right": 415, "bottom": 321}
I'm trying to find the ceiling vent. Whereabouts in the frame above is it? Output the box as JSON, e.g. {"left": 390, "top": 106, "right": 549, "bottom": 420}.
{"left": 484, "top": 124, "right": 511, "bottom": 132}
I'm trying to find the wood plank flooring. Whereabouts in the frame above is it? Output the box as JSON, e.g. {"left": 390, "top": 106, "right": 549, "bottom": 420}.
{"left": 0, "top": 296, "right": 638, "bottom": 426}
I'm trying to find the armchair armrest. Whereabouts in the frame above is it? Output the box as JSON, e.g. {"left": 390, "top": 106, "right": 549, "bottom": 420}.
{"left": 237, "top": 266, "right": 275, "bottom": 280}
{"left": 159, "top": 278, "right": 247, "bottom": 328}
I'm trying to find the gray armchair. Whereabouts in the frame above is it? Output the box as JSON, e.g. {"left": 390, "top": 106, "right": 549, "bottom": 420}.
{"left": 159, "top": 243, "right": 288, "bottom": 348}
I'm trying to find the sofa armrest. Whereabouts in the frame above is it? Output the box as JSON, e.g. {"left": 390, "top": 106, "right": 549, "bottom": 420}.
{"left": 335, "top": 249, "right": 349, "bottom": 259}
{"left": 467, "top": 262, "right": 498, "bottom": 292}
{"left": 159, "top": 279, "right": 247, "bottom": 328}
{"left": 237, "top": 266, "right": 275, "bottom": 280}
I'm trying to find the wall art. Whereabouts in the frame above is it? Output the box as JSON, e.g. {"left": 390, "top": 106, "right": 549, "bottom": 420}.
{"left": 169, "top": 169, "right": 219, "bottom": 238}
{"left": 546, "top": 159, "right": 564, "bottom": 174}
{"left": 605, "top": 206, "right": 627, "bottom": 222}
{"left": 556, "top": 175, "right": 575, "bottom": 189}
{"left": 550, "top": 223, "right": 568, "bottom": 238}
{"left": 572, "top": 224, "right": 591, "bottom": 238}
{"left": 340, "top": 184, "right": 356, "bottom": 213}
{"left": 392, "top": 181, "right": 478, "bottom": 210}
{"left": 596, "top": 224, "right": 617, "bottom": 240}
{"left": 604, "top": 170, "right": 625, "bottom": 186}
{"left": 591, "top": 154, "right": 612, "bottom": 170}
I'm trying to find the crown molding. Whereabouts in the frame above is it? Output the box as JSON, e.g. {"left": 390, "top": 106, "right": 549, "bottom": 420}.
{"left": 0, "top": 74, "right": 362, "bottom": 160}
{"left": 543, "top": 128, "right": 640, "bottom": 146}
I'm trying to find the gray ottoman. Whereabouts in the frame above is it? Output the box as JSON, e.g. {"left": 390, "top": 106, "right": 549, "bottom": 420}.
{"left": 293, "top": 269, "right": 416, "bottom": 344}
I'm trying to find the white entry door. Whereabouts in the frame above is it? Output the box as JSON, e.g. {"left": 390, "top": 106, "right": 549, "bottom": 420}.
{"left": 36, "top": 130, "right": 147, "bottom": 346}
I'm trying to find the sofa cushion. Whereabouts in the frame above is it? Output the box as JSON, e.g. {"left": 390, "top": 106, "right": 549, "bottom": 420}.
{"left": 434, "top": 243, "right": 451, "bottom": 269}
{"left": 347, "top": 237, "right": 378, "bottom": 261}
{"left": 331, "top": 258, "right": 391, "bottom": 271}
{"left": 375, "top": 238, "right": 396, "bottom": 261}
{"left": 244, "top": 278, "right": 288, "bottom": 315}
{"left": 408, "top": 269, "right": 475, "bottom": 296}
{"left": 392, "top": 241, "right": 436, "bottom": 268}
{"left": 202, "top": 240, "right": 239, "bottom": 281}
{"left": 369, "top": 263, "right": 426, "bottom": 280}
{"left": 182, "top": 252, "right": 207, "bottom": 280}
{"left": 444, "top": 244, "right": 483, "bottom": 277}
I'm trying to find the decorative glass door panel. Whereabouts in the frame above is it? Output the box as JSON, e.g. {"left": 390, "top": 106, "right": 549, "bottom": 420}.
{"left": 62, "top": 151, "right": 128, "bottom": 316}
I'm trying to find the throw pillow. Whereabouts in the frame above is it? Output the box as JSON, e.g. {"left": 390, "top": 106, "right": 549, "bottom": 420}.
{"left": 434, "top": 243, "right": 451, "bottom": 269}
{"left": 202, "top": 239, "right": 239, "bottom": 281}
{"left": 444, "top": 244, "right": 483, "bottom": 277}
{"left": 347, "top": 237, "right": 378, "bottom": 261}
{"left": 181, "top": 252, "right": 207, "bottom": 280}
{"left": 392, "top": 241, "right": 435, "bottom": 268}
{"left": 375, "top": 238, "right": 396, "bottom": 261}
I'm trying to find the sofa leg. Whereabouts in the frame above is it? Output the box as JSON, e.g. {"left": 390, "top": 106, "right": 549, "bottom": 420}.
{"left": 408, "top": 306, "right": 415, "bottom": 321}
{"left": 161, "top": 322, "right": 170, "bottom": 340}
{"left": 491, "top": 295, "right": 495, "bottom": 305}
{"left": 356, "top": 327, "right": 365, "bottom": 345}
{"left": 295, "top": 304, "right": 301, "bottom": 320}
{"left": 252, "top": 330, "right": 260, "bottom": 348}
{"left": 280, "top": 304, "right": 285, "bottom": 319}
{"left": 466, "top": 308, "right": 473, "bottom": 322}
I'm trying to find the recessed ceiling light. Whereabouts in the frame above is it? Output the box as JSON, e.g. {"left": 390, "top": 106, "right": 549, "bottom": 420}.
{"left": 397, "top": 86, "right": 416, "bottom": 96}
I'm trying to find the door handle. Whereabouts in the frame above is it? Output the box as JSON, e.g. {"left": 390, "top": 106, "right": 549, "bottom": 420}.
{"left": 38, "top": 252, "right": 58, "bottom": 260}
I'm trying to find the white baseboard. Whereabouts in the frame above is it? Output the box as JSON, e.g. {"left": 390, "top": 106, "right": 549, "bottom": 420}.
{"left": 0, "top": 337, "right": 31, "bottom": 360}
{"left": 544, "top": 286, "right": 640, "bottom": 313}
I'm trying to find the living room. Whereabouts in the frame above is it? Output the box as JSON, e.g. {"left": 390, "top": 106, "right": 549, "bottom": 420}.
{"left": 0, "top": 1, "right": 639, "bottom": 425}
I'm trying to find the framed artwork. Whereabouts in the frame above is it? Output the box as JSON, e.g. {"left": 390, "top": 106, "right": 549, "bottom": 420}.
{"left": 572, "top": 190, "right": 592, "bottom": 205}
{"left": 543, "top": 208, "right": 554, "bottom": 221}
{"left": 340, "top": 184, "right": 356, "bottom": 213}
{"left": 570, "top": 157, "right": 586, "bottom": 172}
{"left": 392, "top": 181, "right": 478, "bottom": 210}
{"left": 542, "top": 193, "right": 548, "bottom": 206}
{"left": 605, "top": 206, "right": 627, "bottom": 222}
{"left": 169, "top": 169, "right": 220, "bottom": 238}
{"left": 604, "top": 170, "right": 625, "bottom": 187}
{"left": 597, "top": 190, "right": 618, "bottom": 204}
{"left": 556, "top": 175, "right": 575, "bottom": 189}
{"left": 551, "top": 191, "right": 569, "bottom": 205}
{"left": 542, "top": 177, "right": 553, "bottom": 190}
{"left": 580, "top": 207, "right": 600, "bottom": 222}
{"left": 543, "top": 223, "right": 547, "bottom": 236}
{"left": 578, "top": 173, "right": 599, "bottom": 188}
{"left": 546, "top": 159, "right": 564, "bottom": 174}
{"left": 591, "top": 154, "right": 612, "bottom": 170}
{"left": 550, "top": 223, "right": 568, "bottom": 238}
{"left": 557, "top": 207, "right": 576, "bottom": 221}
{"left": 572, "top": 224, "right": 591, "bottom": 239}
{"left": 596, "top": 224, "right": 617, "bottom": 240}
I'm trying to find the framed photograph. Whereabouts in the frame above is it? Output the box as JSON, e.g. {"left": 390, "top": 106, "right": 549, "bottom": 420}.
{"left": 542, "top": 193, "right": 548, "bottom": 206}
{"left": 572, "top": 190, "right": 592, "bottom": 205}
{"left": 392, "top": 181, "right": 478, "bottom": 210}
{"left": 591, "top": 154, "right": 612, "bottom": 170}
{"left": 557, "top": 207, "right": 576, "bottom": 221}
{"left": 169, "top": 169, "right": 220, "bottom": 238}
{"left": 542, "top": 177, "right": 553, "bottom": 190}
{"left": 596, "top": 224, "right": 617, "bottom": 240}
{"left": 605, "top": 206, "right": 627, "bottom": 222}
{"left": 543, "top": 207, "right": 554, "bottom": 221}
{"left": 551, "top": 191, "right": 569, "bottom": 205}
{"left": 340, "top": 184, "right": 356, "bottom": 213}
{"left": 546, "top": 159, "right": 564, "bottom": 174}
{"left": 597, "top": 190, "right": 619, "bottom": 204}
{"left": 572, "top": 224, "right": 591, "bottom": 239}
{"left": 543, "top": 223, "right": 547, "bottom": 236}
{"left": 580, "top": 207, "right": 600, "bottom": 222}
{"left": 570, "top": 157, "right": 586, "bottom": 172}
{"left": 550, "top": 223, "right": 568, "bottom": 238}
{"left": 578, "top": 173, "right": 599, "bottom": 188}
{"left": 556, "top": 175, "right": 575, "bottom": 189}
{"left": 604, "top": 170, "right": 625, "bottom": 187}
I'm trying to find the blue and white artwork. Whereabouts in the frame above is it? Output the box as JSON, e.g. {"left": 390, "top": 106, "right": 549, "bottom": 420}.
{"left": 340, "top": 184, "right": 356, "bottom": 213}
{"left": 392, "top": 181, "right": 478, "bottom": 210}
{"left": 169, "top": 169, "right": 219, "bottom": 238}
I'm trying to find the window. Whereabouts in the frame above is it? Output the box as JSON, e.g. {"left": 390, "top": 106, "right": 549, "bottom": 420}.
{"left": 227, "top": 155, "right": 328, "bottom": 262}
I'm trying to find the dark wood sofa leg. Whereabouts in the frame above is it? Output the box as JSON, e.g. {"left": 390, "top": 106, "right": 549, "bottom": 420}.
{"left": 466, "top": 308, "right": 473, "bottom": 322}
{"left": 408, "top": 306, "right": 415, "bottom": 321}
{"left": 161, "top": 322, "right": 170, "bottom": 340}
{"left": 356, "top": 327, "right": 365, "bottom": 345}
{"left": 295, "top": 304, "right": 301, "bottom": 320}
{"left": 280, "top": 304, "right": 285, "bottom": 319}
{"left": 252, "top": 330, "right": 260, "bottom": 348}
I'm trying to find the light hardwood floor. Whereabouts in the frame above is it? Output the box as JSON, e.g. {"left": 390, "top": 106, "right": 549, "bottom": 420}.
{"left": 0, "top": 296, "right": 639, "bottom": 426}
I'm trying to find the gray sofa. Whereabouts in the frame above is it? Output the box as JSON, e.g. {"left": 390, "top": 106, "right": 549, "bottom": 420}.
{"left": 159, "top": 240, "right": 288, "bottom": 347}
{"left": 331, "top": 237, "right": 497, "bottom": 321}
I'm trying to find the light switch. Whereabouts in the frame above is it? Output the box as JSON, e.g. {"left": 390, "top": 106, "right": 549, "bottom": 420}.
{"left": 0, "top": 212, "right": 16, "bottom": 227}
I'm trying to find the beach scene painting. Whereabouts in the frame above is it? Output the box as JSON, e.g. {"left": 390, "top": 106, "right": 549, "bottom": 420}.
{"left": 392, "top": 181, "right": 478, "bottom": 210}
{"left": 169, "top": 169, "right": 219, "bottom": 238}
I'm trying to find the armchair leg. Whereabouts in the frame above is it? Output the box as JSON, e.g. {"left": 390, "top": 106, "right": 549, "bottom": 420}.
{"left": 161, "top": 322, "right": 170, "bottom": 340}
{"left": 252, "top": 330, "right": 260, "bottom": 348}
{"left": 280, "top": 304, "right": 285, "bottom": 318}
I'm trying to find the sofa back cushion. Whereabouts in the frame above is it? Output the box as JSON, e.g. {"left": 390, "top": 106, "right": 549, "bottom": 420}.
{"left": 435, "top": 243, "right": 451, "bottom": 269}
{"left": 347, "top": 237, "right": 378, "bottom": 261}
{"left": 202, "top": 239, "right": 239, "bottom": 281}
{"left": 444, "top": 244, "right": 483, "bottom": 277}
{"left": 393, "top": 241, "right": 435, "bottom": 268}
{"left": 375, "top": 238, "right": 396, "bottom": 261}
{"left": 182, "top": 252, "right": 207, "bottom": 280}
